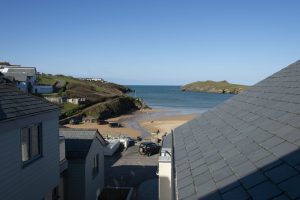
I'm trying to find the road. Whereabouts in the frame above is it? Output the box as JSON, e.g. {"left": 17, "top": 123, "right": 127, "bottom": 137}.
{"left": 104, "top": 145, "right": 159, "bottom": 199}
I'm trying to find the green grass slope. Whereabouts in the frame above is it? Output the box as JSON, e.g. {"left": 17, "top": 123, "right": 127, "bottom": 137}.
{"left": 182, "top": 80, "right": 249, "bottom": 94}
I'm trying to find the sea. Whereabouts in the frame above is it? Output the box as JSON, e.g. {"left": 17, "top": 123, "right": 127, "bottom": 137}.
{"left": 127, "top": 85, "right": 234, "bottom": 115}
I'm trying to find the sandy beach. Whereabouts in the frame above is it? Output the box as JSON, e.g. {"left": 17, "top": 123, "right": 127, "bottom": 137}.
{"left": 139, "top": 114, "right": 196, "bottom": 139}
{"left": 64, "top": 109, "right": 197, "bottom": 140}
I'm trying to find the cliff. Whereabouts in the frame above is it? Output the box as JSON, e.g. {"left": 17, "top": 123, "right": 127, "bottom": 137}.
{"left": 181, "top": 80, "right": 249, "bottom": 94}
{"left": 38, "top": 74, "right": 141, "bottom": 120}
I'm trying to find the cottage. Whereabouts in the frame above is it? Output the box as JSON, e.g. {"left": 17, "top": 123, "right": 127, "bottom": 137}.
{"left": 59, "top": 128, "right": 107, "bottom": 200}
{"left": 0, "top": 66, "right": 37, "bottom": 92}
{"left": 44, "top": 96, "right": 67, "bottom": 104}
{"left": 67, "top": 97, "right": 86, "bottom": 105}
{"left": 0, "top": 84, "right": 60, "bottom": 200}
{"left": 159, "top": 60, "right": 300, "bottom": 199}
{"left": 83, "top": 116, "right": 97, "bottom": 123}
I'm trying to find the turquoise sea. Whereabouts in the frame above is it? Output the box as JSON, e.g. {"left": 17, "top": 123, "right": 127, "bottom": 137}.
{"left": 128, "top": 85, "right": 234, "bottom": 115}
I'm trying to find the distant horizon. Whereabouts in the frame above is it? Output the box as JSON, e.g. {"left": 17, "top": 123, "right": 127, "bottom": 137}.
{"left": 1, "top": 0, "right": 300, "bottom": 85}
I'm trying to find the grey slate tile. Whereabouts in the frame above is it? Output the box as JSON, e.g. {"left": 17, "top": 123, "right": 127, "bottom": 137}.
{"left": 265, "top": 164, "right": 298, "bottom": 183}
{"left": 222, "top": 186, "right": 250, "bottom": 200}
{"left": 248, "top": 181, "right": 282, "bottom": 200}
{"left": 240, "top": 171, "right": 267, "bottom": 189}
{"left": 278, "top": 175, "right": 300, "bottom": 199}
{"left": 254, "top": 154, "right": 283, "bottom": 171}
{"left": 271, "top": 195, "right": 290, "bottom": 200}
{"left": 260, "top": 136, "right": 284, "bottom": 150}
{"left": 211, "top": 166, "right": 234, "bottom": 182}
{"left": 193, "top": 171, "right": 212, "bottom": 186}
{"left": 195, "top": 180, "right": 217, "bottom": 199}
{"left": 178, "top": 184, "right": 196, "bottom": 199}
{"left": 233, "top": 161, "right": 257, "bottom": 177}
{"left": 247, "top": 148, "right": 271, "bottom": 162}
{"left": 216, "top": 175, "right": 240, "bottom": 194}
{"left": 191, "top": 165, "right": 209, "bottom": 177}
{"left": 177, "top": 176, "right": 194, "bottom": 190}
{"left": 270, "top": 142, "right": 298, "bottom": 157}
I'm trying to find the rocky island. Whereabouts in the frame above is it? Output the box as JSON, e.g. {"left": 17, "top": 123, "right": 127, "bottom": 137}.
{"left": 181, "top": 80, "right": 249, "bottom": 94}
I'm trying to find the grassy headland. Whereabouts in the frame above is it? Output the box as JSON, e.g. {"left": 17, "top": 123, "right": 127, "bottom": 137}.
{"left": 38, "top": 74, "right": 143, "bottom": 121}
{"left": 181, "top": 80, "right": 249, "bottom": 94}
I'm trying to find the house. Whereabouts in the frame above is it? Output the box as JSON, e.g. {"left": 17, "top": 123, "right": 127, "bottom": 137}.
{"left": 0, "top": 65, "right": 37, "bottom": 92}
{"left": 0, "top": 84, "right": 60, "bottom": 200}
{"left": 159, "top": 60, "right": 300, "bottom": 199}
{"left": 83, "top": 116, "right": 97, "bottom": 123}
{"left": 45, "top": 96, "right": 67, "bottom": 104}
{"left": 0, "top": 64, "right": 53, "bottom": 94}
{"left": 67, "top": 97, "right": 86, "bottom": 105}
{"left": 59, "top": 128, "right": 107, "bottom": 200}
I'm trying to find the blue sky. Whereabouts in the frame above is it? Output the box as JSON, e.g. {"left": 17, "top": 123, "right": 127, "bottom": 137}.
{"left": 1, "top": 0, "right": 300, "bottom": 85}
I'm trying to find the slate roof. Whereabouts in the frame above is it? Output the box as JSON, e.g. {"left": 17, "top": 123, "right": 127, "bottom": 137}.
{"left": 173, "top": 60, "right": 300, "bottom": 200}
{"left": 59, "top": 128, "right": 107, "bottom": 159}
{"left": 0, "top": 84, "right": 58, "bottom": 122}
{"left": 2, "top": 67, "right": 36, "bottom": 82}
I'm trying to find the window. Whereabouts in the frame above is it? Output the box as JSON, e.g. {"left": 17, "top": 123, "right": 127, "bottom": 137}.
{"left": 21, "top": 124, "right": 42, "bottom": 164}
{"left": 93, "top": 154, "right": 99, "bottom": 178}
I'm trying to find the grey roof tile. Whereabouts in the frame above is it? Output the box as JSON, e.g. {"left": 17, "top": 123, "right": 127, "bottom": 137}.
{"left": 248, "top": 181, "right": 282, "bottom": 200}
{"left": 278, "top": 175, "right": 300, "bottom": 199}
{"left": 271, "top": 195, "right": 290, "bottom": 200}
{"left": 233, "top": 161, "right": 257, "bottom": 177}
{"left": 0, "top": 84, "right": 58, "bottom": 121}
{"left": 193, "top": 171, "right": 212, "bottom": 186}
{"left": 260, "top": 136, "right": 284, "bottom": 149}
{"left": 240, "top": 171, "right": 267, "bottom": 189}
{"left": 194, "top": 180, "right": 217, "bottom": 199}
{"left": 222, "top": 186, "right": 250, "bottom": 200}
{"left": 265, "top": 164, "right": 298, "bottom": 184}
{"left": 216, "top": 175, "right": 240, "bottom": 194}
{"left": 211, "top": 166, "right": 234, "bottom": 182}
{"left": 177, "top": 176, "right": 194, "bottom": 190}
{"left": 178, "top": 184, "right": 196, "bottom": 199}
{"left": 173, "top": 61, "right": 300, "bottom": 200}
{"left": 270, "top": 142, "right": 298, "bottom": 157}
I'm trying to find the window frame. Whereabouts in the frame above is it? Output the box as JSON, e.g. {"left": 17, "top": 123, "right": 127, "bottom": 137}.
{"left": 21, "top": 123, "right": 43, "bottom": 167}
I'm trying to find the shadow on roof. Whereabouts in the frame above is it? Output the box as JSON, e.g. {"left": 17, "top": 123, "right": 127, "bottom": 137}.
{"left": 193, "top": 149, "right": 300, "bottom": 200}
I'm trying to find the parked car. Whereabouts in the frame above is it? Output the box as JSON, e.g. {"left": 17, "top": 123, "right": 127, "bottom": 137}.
{"left": 109, "top": 122, "right": 122, "bottom": 128}
{"left": 139, "top": 142, "right": 160, "bottom": 156}
{"left": 97, "top": 120, "right": 109, "bottom": 125}
{"left": 69, "top": 117, "right": 81, "bottom": 125}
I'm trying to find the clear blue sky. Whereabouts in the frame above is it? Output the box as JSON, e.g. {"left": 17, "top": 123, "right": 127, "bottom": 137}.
{"left": 1, "top": 0, "right": 300, "bottom": 85}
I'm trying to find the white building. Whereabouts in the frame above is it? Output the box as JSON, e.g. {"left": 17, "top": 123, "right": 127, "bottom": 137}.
{"left": 59, "top": 128, "right": 107, "bottom": 200}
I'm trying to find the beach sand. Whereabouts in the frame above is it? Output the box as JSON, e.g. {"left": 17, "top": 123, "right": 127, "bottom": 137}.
{"left": 64, "top": 109, "right": 197, "bottom": 140}
{"left": 139, "top": 114, "right": 196, "bottom": 139}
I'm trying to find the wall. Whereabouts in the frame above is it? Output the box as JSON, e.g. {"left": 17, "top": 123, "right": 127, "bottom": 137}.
{"left": 0, "top": 111, "right": 60, "bottom": 200}
{"left": 34, "top": 85, "right": 53, "bottom": 94}
{"left": 85, "top": 139, "right": 104, "bottom": 200}
{"left": 64, "top": 160, "right": 86, "bottom": 200}
{"left": 159, "top": 159, "right": 173, "bottom": 200}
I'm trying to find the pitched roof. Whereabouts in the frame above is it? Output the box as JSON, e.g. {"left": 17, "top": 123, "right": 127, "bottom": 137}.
{"left": 2, "top": 67, "right": 36, "bottom": 82}
{"left": 59, "top": 128, "right": 107, "bottom": 159}
{"left": 0, "top": 84, "right": 58, "bottom": 122}
{"left": 173, "top": 60, "right": 300, "bottom": 200}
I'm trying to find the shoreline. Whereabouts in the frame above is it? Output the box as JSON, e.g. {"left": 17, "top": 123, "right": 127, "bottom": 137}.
{"left": 64, "top": 108, "right": 198, "bottom": 140}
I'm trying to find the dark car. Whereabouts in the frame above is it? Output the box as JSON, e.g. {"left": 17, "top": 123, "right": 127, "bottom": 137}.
{"left": 69, "top": 117, "right": 82, "bottom": 125}
{"left": 139, "top": 142, "right": 160, "bottom": 156}
{"left": 97, "top": 120, "right": 109, "bottom": 125}
{"left": 109, "top": 122, "right": 122, "bottom": 128}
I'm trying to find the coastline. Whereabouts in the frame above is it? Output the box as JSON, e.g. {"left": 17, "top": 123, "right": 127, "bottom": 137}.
{"left": 64, "top": 108, "right": 197, "bottom": 140}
